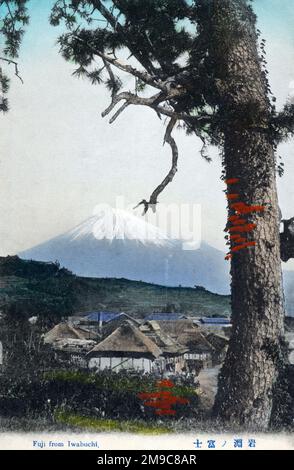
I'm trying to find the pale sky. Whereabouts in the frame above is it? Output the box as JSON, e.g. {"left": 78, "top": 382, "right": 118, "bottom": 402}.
{"left": 1, "top": 0, "right": 294, "bottom": 269}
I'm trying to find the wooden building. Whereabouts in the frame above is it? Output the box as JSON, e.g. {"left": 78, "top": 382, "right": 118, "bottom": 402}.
{"left": 44, "top": 322, "right": 98, "bottom": 344}
{"left": 43, "top": 322, "right": 98, "bottom": 367}
{"left": 139, "top": 320, "right": 188, "bottom": 373}
{"left": 87, "top": 321, "right": 163, "bottom": 373}
{"left": 102, "top": 313, "right": 140, "bottom": 338}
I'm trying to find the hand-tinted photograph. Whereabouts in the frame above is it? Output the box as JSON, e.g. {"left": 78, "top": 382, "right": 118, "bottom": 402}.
{"left": 0, "top": 0, "right": 293, "bottom": 453}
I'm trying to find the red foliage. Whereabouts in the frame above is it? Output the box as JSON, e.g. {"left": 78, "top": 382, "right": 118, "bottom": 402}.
{"left": 226, "top": 193, "right": 240, "bottom": 200}
{"left": 231, "top": 218, "right": 247, "bottom": 225}
{"left": 231, "top": 202, "right": 265, "bottom": 214}
{"left": 225, "top": 178, "right": 240, "bottom": 185}
{"left": 224, "top": 178, "right": 265, "bottom": 260}
{"left": 228, "top": 223, "right": 256, "bottom": 233}
{"left": 138, "top": 380, "right": 189, "bottom": 416}
{"left": 231, "top": 241, "right": 256, "bottom": 252}
{"left": 229, "top": 215, "right": 241, "bottom": 222}
{"left": 233, "top": 237, "right": 247, "bottom": 244}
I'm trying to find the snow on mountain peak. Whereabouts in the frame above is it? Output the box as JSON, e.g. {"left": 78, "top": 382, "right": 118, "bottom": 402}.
{"left": 68, "top": 207, "right": 172, "bottom": 246}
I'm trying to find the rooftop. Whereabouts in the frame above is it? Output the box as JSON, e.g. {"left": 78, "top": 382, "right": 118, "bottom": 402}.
{"left": 44, "top": 322, "right": 97, "bottom": 344}
{"left": 88, "top": 321, "right": 162, "bottom": 359}
{"left": 145, "top": 312, "right": 187, "bottom": 321}
{"left": 200, "top": 317, "right": 231, "bottom": 325}
{"left": 102, "top": 313, "right": 140, "bottom": 338}
{"left": 83, "top": 311, "right": 122, "bottom": 323}
{"left": 139, "top": 321, "right": 188, "bottom": 356}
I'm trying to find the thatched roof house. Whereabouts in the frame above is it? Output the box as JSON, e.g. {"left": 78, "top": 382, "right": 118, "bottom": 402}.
{"left": 140, "top": 319, "right": 228, "bottom": 367}
{"left": 204, "top": 332, "right": 228, "bottom": 352}
{"left": 88, "top": 321, "right": 162, "bottom": 360}
{"left": 183, "top": 330, "right": 216, "bottom": 354}
{"left": 152, "top": 319, "right": 222, "bottom": 355}
{"left": 102, "top": 313, "right": 140, "bottom": 338}
{"left": 153, "top": 320, "right": 199, "bottom": 345}
{"left": 44, "top": 322, "right": 97, "bottom": 344}
{"left": 139, "top": 321, "right": 188, "bottom": 357}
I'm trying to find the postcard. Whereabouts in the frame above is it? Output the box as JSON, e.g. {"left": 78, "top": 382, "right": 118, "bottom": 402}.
{"left": 0, "top": 0, "right": 293, "bottom": 455}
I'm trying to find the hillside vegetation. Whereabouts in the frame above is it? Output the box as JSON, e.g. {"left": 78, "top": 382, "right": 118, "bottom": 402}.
{"left": 0, "top": 256, "right": 231, "bottom": 319}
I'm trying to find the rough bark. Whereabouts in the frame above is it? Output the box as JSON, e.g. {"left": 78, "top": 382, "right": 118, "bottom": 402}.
{"left": 204, "top": 0, "right": 285, "bottom": 429}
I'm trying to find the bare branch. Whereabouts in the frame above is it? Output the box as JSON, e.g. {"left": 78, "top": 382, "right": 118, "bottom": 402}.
{"left": 0, "top": 57, "right": 23, "bottom": 83}
{"left": 101, "top": 90, "right": 214, "bottom": 130}
{"left": 102, "top": 91, "right": 161, "bottom": 118}
{"left": 164, "top": 116, "right": 177, "bottom": 145}
{"left": 134, "top": 117, "right": 178, "bottom": 214}
{"left": 109, "top": 101, "right": 130, "bottom": 123}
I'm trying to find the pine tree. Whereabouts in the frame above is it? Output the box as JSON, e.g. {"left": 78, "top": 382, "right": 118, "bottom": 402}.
{"left": 50, "top": 0, "right": 294, "bottom": 429}
{"left": 0, "top": 0, "right": 29, "bottom": 112}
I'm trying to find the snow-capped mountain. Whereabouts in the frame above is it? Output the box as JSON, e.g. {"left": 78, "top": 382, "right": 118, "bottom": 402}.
{"left": 68, "top": 208, "right": 173, "bottom": 247}
{"left": 20, "top": 207, "right": 230, "bottom": 294}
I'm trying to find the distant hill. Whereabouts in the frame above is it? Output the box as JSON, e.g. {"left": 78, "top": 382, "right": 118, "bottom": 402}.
{"left": 0, "top": 256, "right": 231, "bottom": 320}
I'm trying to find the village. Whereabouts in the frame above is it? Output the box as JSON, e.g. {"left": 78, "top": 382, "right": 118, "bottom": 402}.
{"left": 42, "top": 311, "right": 231, "bottom": 380}
{"left": 40, "top": 309, "right": 294, "bottom": 397}
{"left": 1, "top": 306, "right": 294, "bottom": 396}
{"left": 1, "top": 296, "right": 294, "bottom": 430}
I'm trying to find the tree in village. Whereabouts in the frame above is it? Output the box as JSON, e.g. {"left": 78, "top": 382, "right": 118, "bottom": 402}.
{"left": 48, "top": 0, "right": 294, "bottom": 429}
{"left": 0, "top": 0, "right": 29, "bottom": 112}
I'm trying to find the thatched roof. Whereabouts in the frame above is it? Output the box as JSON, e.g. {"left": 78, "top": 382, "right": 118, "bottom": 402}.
{"left": 204, "top": 332, "right": 228, "bottom": 352}
{"left": 182, "top": 330, "right": 216, "bottom": 353}
{"left": 44, "top": 322, "right": 97, "bottom": 344}
{"left": 140, "top": 320, "right": 161, "bottom": 333}
{"left": 145, "top": 313, "right": 187, "bottom": 321}
{"left": 141, "top": 320, "right": 215, "bottom": 353}
{"left": 139, "top": 321, "right": 188, "bottom": 356}
{"left": 102, "top": 313, "right": 140, "bottom": 338}
{"left": 154, "top": 319, "right": 198, "bottom": 338}
{"left": 88, "top": 321, "right": 162, "bottom": 359}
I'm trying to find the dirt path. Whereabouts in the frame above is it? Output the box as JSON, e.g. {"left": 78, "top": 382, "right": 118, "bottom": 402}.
{"left": 197, "top": 366, "right": 220, "bottom": 409}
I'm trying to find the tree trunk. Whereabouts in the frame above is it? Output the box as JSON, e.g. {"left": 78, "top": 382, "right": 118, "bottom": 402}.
{"left": 202, "top": 0, "right": 285, "bottom": 429}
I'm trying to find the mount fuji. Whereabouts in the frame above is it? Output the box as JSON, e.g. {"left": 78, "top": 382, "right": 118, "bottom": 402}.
{"left": 20, "top": 207, "right": 230, "bottom": 294}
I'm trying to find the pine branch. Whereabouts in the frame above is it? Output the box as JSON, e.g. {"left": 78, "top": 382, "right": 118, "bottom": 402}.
{"left": 272, "top": 103, "right": 294, "bottom": 142}
{"left": 71, "top": 34, "right": 166, "bottom": 91}
{"left": 93, "top": 0, "right": 157, "bottom": 75}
